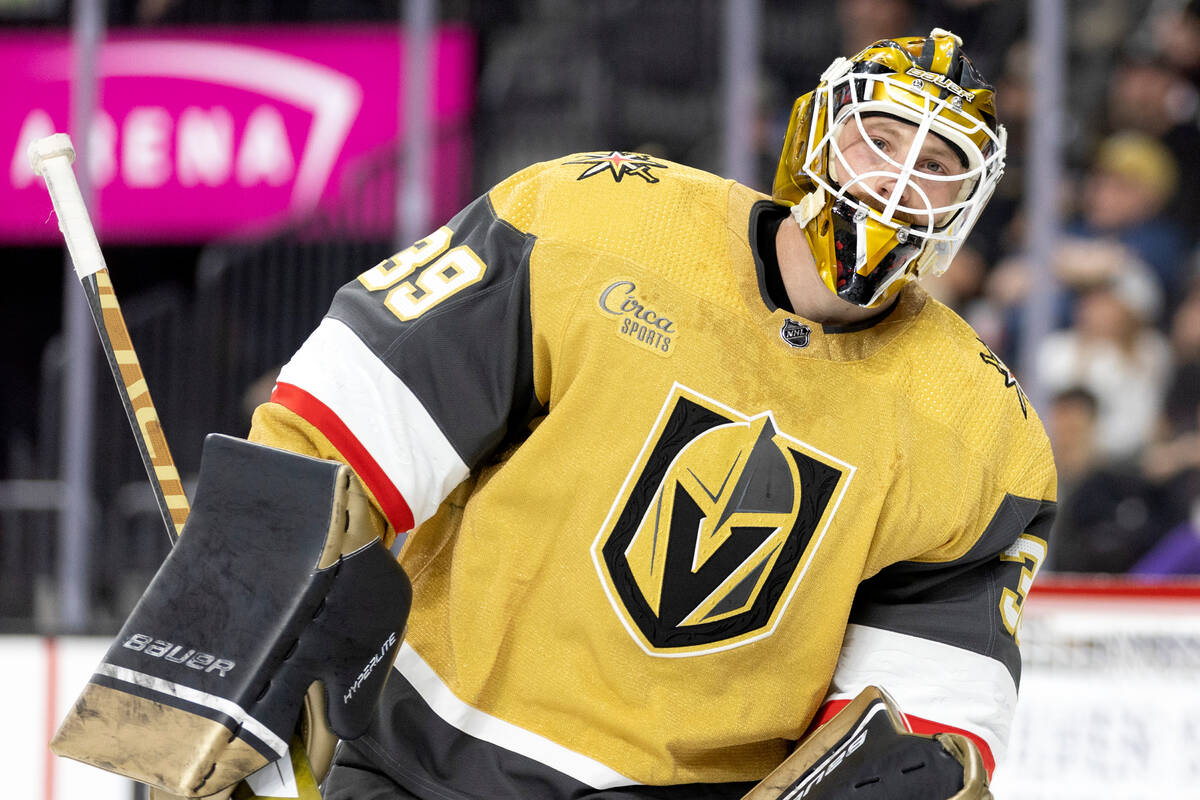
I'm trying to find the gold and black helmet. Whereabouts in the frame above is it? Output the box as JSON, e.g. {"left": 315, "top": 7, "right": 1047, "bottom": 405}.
{"left": 773, "top": 29, "right": 1006, "bottom": 307}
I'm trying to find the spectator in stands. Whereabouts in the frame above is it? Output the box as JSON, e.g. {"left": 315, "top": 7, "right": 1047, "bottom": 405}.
{"left": 1050, "top": 460, "right": 1183, "bottom": 574}
{"left": 1139, "top": 6, "right": 1200, "bottom": 245}
{"left": 837, "top": 0, "right": 918, "bottom": 53}
{"left": 920, "top": 245, "right": 988, "bottom": 311}
{"left": 1160, "top": 271, "right": 1200, "bottom": 438}
{"left": 976, "top": 39, "right": 1031, "bottom": 265}
{"left": 1070, "top": 131, "right": 1188, "bottom": 305}
{"left": 1040, "top": 385, "right": 1159, "bottom": 574}
{"left": 1154, "top": 0, "right": 1200, "bottom": 89}
{"left": 1035, "top": 259, "right": 1171, "bottom": 463}
{"left": 1046, "top": 279, "right": 1190, "bottom": 575}
{"left": 1132, "top": 394, "right": 1200, "bottom": 574}
{"left": 1052, "top": 272, "right": 1200, "bottom": 575}
{"left": 1045, "top": 386, "right": 1101, "bottom": 507}
{"left": 1133, "top": 277, "right": 1200, "bottom": 574}
{"left": 969, "top": 128, "right": 1176, "bottom": 359}
{"left": 983, "top": 130, "right": 1182, "bottom": 365}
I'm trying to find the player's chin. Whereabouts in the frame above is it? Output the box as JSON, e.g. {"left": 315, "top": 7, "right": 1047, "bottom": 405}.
{"left": 845, "top": 194, "right": 941, "bottom": 232}
{"left": 887, "top": 209, "right": 952, "bottom": 232}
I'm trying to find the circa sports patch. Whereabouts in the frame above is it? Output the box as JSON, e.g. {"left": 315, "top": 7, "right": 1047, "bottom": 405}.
{"left": 595, "top": 277, "right": 677, "bottom": 356}
{"left": 592, "top": 384, "right": 855, "bottom": 656}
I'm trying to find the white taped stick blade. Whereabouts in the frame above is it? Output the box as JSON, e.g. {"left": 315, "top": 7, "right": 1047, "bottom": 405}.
{"left": 28, "top": 132, "right": 76, "bottom": 175}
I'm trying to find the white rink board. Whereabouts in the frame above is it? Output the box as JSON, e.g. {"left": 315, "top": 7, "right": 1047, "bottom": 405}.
{"left": 10, "top": 583, "right": 1200, "bottom": 800}
{"left": 991, "top": 583, "right": 1200, "bottom": 800}
{"left": 2, "top": 635, "right": 134, "bottom": 800}
{"left": 993, "top": 672, "right": 1200, "bottom": 798}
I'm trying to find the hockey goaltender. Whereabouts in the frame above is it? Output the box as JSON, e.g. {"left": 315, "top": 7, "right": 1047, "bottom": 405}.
{"left": 50, "top": 28, "right": 1054, "bottom": 800}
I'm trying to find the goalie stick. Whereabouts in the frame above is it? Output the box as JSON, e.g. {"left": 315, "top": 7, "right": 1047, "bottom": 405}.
{"left": 28, "top": 133, "right": 187, "bottom": 543}
{"left": 29, "top": 133, "right": 325, "bottom": 800}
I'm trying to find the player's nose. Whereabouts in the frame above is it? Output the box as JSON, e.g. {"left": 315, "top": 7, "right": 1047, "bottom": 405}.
{"left": 862, "top": 173, "right": 916, "bottom": 214}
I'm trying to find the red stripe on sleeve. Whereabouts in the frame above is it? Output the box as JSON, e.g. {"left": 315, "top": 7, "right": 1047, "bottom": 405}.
{"left": 44, "top": 636, "right": 57, "bottom": 800}
{"left": 809, "top": 698, "right": 852, "bottom": 731}
{"left": 810, "top": 700, "right": 996, "bottom": 777}
{"left": 271, "top": 382, "right": 416, "bottom": 532}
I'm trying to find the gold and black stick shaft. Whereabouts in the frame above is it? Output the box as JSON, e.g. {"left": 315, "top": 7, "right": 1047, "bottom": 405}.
{"left": 30, "top": 134, "right": 188, "bottom": 543}
{"left": 84, "top": 268, "right": 189, "bottom": 541}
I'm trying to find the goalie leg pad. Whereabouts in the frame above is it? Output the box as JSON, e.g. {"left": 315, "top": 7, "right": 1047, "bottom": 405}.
{"left": 51, "top": 434, "right": 412, "bottom": 797}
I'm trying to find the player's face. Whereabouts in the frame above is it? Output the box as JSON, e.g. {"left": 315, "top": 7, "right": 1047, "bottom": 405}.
{"left": 834, "top": 115, "right": 967, "bottom": 229}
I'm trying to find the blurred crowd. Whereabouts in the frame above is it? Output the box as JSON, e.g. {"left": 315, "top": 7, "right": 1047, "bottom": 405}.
{"left": 889, "top": 0, "right": 1200, "bottom": 574}
{"left": 6, "top": 0, "right": 1199, "bottom": 586}
{"left": 463, "top": 0, "right": 1200, "bottom": 577}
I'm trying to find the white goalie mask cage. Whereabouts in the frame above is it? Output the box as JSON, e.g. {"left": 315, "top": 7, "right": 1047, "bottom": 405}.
{"left": 800, "top": 57, "right": 1008, "bottom": 285}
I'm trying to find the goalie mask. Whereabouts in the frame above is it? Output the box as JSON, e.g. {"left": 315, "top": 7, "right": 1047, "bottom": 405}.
{"left": 773, "top": 29, "right": 1006, "bottom": 308}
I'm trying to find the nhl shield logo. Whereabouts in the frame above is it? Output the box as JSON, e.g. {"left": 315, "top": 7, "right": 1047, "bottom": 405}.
{"left": 780, "top": 318, "right": 811, "bottom": 349}
{"left": 592, "top": 385, "right": 854, "bottom": 656}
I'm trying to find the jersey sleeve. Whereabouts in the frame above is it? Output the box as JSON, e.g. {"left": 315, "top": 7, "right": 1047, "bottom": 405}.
{"left": 816, "top": 491, "right": 1056, "bottom": 776}
{"left": 262, "top": 191, "right": 543, "bottom": 533}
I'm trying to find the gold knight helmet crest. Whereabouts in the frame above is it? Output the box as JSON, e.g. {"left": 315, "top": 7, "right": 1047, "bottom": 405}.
{"left": 624, "top": 414, "right": 802, "bottom": 629}
{"left": 592, "top": 386, "right": 853, "bottom": 656}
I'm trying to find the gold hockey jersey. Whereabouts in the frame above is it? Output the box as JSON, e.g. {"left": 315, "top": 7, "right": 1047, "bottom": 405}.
{"left": 252, "top": 151, "right": 1057, "bottom": 798}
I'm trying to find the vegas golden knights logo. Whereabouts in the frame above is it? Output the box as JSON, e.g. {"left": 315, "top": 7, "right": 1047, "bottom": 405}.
{"left": 593, "top": 385, "right": 853, "bottom": 656}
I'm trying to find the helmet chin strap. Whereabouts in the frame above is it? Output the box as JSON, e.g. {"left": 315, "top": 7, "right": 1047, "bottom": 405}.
{"left": 791, "top": 187, "right": 827, "bottom": 227}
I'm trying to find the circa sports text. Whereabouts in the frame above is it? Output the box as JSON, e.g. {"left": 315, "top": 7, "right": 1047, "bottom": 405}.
{"left": 599, "top": 279, "right": 675, "bottom": 354}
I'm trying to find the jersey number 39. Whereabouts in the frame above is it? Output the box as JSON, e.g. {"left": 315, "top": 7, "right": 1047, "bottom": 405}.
{"left": 998, "top": 533, "right": 1047, "bottom": 644}
{"left": 359, "top": 226, "right": 487, "bottom": 321}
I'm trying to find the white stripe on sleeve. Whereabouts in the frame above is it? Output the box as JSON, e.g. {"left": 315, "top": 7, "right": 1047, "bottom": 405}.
{"left": 276, "top": 317, "right": 470, "bottom": 528}
{"left": 823, "top": 623, "right": 1017, "bottom": 766}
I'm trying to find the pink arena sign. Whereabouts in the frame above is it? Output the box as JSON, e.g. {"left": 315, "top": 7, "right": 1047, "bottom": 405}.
{"left": 2, "top": 26, "right": 474, "bottom": 242}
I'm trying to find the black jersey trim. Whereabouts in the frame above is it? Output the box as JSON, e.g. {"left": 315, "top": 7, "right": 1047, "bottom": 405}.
{"left": 848, "top": 494, "right": 1056, "bottom": 684}
{"left": 748, "top": 200, "right": 793, "bottom": 313}
{"left": 820, "top": 297, "right": 900, "bottom": 334}
{"left": 328, "top": 668, "right": 757, "bottom": 799}
{"left": 326, "top": 194, "right": 546, "bottom": 470}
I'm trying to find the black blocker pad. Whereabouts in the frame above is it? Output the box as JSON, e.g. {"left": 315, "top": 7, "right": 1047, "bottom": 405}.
{"left": 51, "top": 434, "right": 412, "bottom": 797}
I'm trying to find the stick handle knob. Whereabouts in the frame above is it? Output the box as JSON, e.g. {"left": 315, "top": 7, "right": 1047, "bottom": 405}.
{"left": 28, "top": 132, "right": 77, "bottom": 174}
{"left": 28, "top": 133, "right": 107, "bottom": 280}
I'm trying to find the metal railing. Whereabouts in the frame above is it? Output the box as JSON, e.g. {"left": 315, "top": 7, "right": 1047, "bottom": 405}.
{"left": 0, "top": 225, "right": 396, "bottom": 633}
